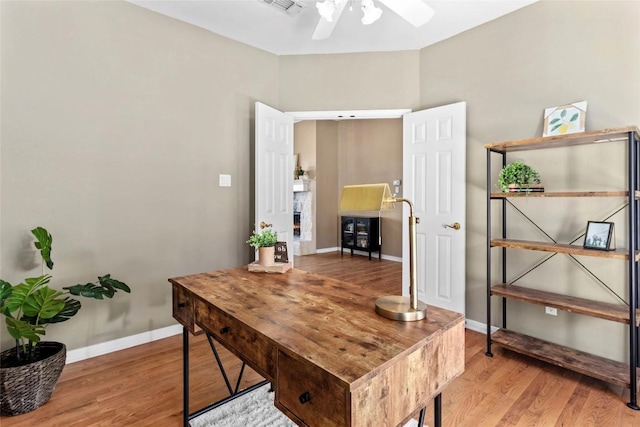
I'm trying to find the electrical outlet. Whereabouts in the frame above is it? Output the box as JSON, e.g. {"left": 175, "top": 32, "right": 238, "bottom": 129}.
{"left": 545, "top": 306, "right": 558, "bottom": 316}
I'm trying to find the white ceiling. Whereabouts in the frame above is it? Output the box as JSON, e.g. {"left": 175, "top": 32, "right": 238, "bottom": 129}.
{"left": 128, "top": 0, "right": 537, "bottom": 56}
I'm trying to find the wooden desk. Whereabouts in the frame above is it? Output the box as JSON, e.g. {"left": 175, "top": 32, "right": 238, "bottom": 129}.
{"left": 170, "top": 267, "right": 464, "bottom": 427}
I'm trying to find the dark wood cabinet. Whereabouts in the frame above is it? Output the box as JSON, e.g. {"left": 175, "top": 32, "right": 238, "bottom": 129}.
{"left": 341, "top": 216, "right": 380, "bottom": 260}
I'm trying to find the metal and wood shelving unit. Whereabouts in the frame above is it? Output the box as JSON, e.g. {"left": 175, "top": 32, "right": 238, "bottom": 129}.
{"left": 485, "top": 126, "right": 640, "bottom": 409}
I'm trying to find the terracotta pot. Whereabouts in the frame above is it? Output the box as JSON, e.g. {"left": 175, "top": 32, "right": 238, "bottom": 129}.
{"left": 258, "top": 246, "right": 275, "bottom": 267}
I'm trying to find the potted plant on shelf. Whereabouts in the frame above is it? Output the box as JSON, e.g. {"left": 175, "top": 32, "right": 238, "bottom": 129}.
{"left": 246, "top": 228, "right": 278, "bottom": 267}
{"left": 0, "top": 226, "right": 130, "bottom": 416}
{"left": 497, "top": 160, "right": 543, "bottom": 193}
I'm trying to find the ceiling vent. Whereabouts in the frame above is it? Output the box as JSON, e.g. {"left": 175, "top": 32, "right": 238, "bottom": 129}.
{"left": 260, "top": 0, "right": 303, "bottom": 17}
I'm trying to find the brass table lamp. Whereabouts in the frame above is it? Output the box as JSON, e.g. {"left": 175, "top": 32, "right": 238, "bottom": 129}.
{"left": 339, "top": 183, "right": 427, "bottom": 321}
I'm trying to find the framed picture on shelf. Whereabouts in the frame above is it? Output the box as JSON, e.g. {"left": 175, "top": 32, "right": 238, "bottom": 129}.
{"left": 543, "top": 101, "right": 587, "bottom": 137}
{"left": 583, "top": 221, "right": 616, "bottom": 251}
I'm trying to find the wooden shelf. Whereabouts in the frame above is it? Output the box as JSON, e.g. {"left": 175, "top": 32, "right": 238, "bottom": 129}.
{"left": 486, "top": 126, "right": 640, "bottom": 405}
{"left": 491, "top": 284, "right": 640, "bottom": 326}
{"left": 490, "top": 190, "right": 630, "bottom": 199}
{"left": 490, "top": 238, "right": 639, "bottom": 261}
{"left": 492, "top": 329, "right": 639, "bottom": 389}
{"left": 484, "top": 126, "right": 640, "bottom": 153}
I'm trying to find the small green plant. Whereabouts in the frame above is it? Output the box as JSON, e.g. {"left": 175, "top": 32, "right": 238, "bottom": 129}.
{"left": 0, "top": 227, "right": 130, "bottom": 364}
{"left": 246, "top": 228, "right": 278, "bottom": 249}
{"left": 497, "top": 160, "right": 541, "bottom": 192}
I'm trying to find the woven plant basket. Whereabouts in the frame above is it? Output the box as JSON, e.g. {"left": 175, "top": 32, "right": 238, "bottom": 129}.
{"left": 0, "top": 342, "right": 66, "bottom": 416}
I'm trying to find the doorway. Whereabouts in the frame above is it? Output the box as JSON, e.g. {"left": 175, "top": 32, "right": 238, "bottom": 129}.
{"left": 292, "top": 120, "right": 317, "bottom": 256}
{"left": 256, "top": 103, "right": 466, "bottom": 315}
{"left": 288, "top": 109, "right": 411, "bottom": 257}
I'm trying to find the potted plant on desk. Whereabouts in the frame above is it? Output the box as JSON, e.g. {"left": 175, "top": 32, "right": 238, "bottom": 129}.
{"left": 0, "top": 226, "right": 130, "bottom": 416}
{"left": 246, "top": 228, "right": 278, "bottom": 267}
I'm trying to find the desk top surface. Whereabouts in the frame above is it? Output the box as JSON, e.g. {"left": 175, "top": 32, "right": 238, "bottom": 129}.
{"left": 170, "top": 266, "right": 463, "bottom": 389}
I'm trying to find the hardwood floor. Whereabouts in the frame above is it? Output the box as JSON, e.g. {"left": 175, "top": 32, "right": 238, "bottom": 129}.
{"left": 3, "top": 252, "right": 640, "bottom": 426}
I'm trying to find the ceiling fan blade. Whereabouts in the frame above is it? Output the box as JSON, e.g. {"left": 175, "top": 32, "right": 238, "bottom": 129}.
{"left": 378, "top": 0, "right": 435, "bottom": 27}
{"left": 311, "top": 0, "right": 348, "bottom": 40}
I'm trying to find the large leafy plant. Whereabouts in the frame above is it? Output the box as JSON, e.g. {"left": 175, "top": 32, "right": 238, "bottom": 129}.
{"left": 0, "top": 227, "right": 130, "bottom": 364}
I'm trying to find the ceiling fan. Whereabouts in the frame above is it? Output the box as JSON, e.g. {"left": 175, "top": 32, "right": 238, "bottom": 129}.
{"left": 312, "top": 0, "right": 435, "bottom": 40}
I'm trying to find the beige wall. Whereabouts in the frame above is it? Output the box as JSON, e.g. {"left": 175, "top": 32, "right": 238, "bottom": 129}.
{"left": 420, "top": 0, "right": 640, "bottom": 362}
{"left": 279, "top": 51, "right": 421, "bottom": 112}
{"left": 316, "top": 121, "right": 340, "bottom": 250}
{"left": 0, "top": 1, "right": 279, "bottom": 351}
{"left": 294, "top": 120, "right": 316, "bottom": 178}
{"left": 2, "top": 0, "right": 639, "bottom": 363}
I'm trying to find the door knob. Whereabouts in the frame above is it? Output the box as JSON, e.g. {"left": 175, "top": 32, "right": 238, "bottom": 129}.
{"left": 259, "top": 221, "right": 272, "bottom": 229}
{"left": 444, "top": 222, "right": 461, "bottom": 230}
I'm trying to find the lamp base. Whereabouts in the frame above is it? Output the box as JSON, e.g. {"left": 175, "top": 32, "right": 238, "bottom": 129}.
{"left": 374, "top": 295, "right": 427, "bottom": 321}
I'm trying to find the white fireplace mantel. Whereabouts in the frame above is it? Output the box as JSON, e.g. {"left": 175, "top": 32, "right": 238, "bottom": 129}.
{"left": 293, "top": 179, "right": 312, "bottom": 192}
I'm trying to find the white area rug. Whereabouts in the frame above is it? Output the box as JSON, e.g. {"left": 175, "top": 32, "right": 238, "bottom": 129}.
{"left": 190, "top": 383, "right": 425, "bottom": 427}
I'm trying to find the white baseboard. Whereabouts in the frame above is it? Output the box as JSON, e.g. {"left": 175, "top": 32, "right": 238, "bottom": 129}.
{"left": 315, "top": 247, "right": 401, "bottom": 263}
{"left": 315, "top": 247, "right": 339, "bottom": 254}
{"left": 346, "top": 249, "right": 400, "bottom": 263}
{"left": 465, "top": 318, "right": 498, "bottom": 334}
{"left": 66, "top": 324, "right": 183, "bottom": 364}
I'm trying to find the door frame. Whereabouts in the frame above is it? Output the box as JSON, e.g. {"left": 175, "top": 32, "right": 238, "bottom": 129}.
{"left": 285, "top": 109, "right": 411, "bottom": 122}
{"left": 284, "top": 108, "right": 411, "bottom": 258}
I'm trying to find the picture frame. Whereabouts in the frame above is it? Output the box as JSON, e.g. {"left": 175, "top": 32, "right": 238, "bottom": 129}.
{"left": 543, "top": 101, "right": 587, "bottom": 137}
{"left": 274, "top": 241, "right": 289, "bottom": 263}
{"left": 583, "top": 221, "right": 616, "bottom": 251}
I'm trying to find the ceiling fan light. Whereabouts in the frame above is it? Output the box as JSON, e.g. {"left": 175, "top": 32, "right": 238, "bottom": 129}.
{"left": 361, "top": 0, "right": 382, "bottom": 25}
{"left": 316, "top": 0, "right": 336, "bottom": 22}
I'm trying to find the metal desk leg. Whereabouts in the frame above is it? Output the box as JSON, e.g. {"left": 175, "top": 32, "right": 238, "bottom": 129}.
{"left": 416, "top": 393, "right": 441, "bottom": 427}
{"left": 184, "top": 333, "right": 269, "bottom": 424}
{"left": 183, "top": 327, "right": 189, "bottom": 427}
{"left": 434, "top": 393, "right": 442, "bottom": 427}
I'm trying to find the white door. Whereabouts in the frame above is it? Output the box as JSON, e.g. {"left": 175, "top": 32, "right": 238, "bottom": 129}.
{"left": 255, "top": 102, "right": 294, "bottom": 265}
{"left": 402, "top": 102, "right": 466, "bottom": 314}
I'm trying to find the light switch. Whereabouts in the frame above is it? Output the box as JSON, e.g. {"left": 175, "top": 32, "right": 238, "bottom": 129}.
{"left": 219, "top": 174, "right": 231, "bottom": 187}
